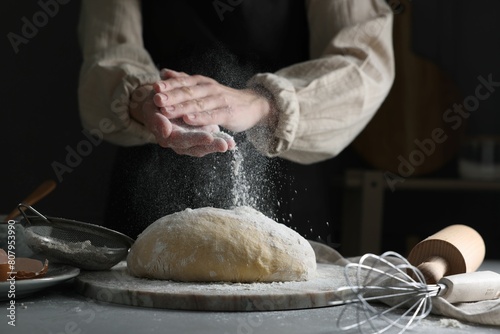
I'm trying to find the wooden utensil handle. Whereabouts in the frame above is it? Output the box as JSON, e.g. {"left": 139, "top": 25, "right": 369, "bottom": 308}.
{"left": 417, "top": 256, "right": 449, "bottom": 284}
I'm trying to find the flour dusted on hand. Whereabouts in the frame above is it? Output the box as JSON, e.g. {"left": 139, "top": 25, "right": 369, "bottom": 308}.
{"left": 211, "top": 130, "right": 234, "bottom": 142}
{"left": 126, "top": 206, "right": 317, "bottom": 283}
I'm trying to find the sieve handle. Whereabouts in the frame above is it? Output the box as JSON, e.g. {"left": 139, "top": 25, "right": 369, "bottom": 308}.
{"left": 17, "top": 203, "right": 52, "bottom": 227}
{"left": 5, "top": 180, "right": 56, "bottom": 221}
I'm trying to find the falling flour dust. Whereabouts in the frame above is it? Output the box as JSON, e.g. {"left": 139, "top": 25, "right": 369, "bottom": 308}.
{"left": 230, "top": 147, "right": 257, "bottom": 209}
{"left": 212, "top": 130, "right": 257, "bottom": 208}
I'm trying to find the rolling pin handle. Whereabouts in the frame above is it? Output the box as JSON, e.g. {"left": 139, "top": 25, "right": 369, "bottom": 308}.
{"left": 417, "top": 256, "right": 449, "bottom": 284}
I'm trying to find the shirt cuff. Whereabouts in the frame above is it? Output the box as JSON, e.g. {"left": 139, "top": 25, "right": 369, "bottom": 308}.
{"left": 246, "top": 73, "right": 300, "bottom": 157}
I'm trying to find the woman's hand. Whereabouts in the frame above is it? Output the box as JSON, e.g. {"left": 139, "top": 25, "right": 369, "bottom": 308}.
{"left": 129, "top": 74, "right": 235, "bottom": 157}
{"left": 152, "top": 69, "right": 277, "bottom": 133}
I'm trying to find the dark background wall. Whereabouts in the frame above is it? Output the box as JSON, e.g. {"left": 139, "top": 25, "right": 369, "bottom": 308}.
{"left": 0, "top": 0, "right": 116, "bottom": 223}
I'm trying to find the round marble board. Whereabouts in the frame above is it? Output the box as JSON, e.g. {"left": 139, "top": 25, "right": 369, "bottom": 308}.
{"left": 74, "top": 262, "right": 347, "bottom": 311}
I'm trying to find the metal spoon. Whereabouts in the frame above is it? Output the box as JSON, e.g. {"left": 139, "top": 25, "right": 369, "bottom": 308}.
{"left": 4, "top": 179, "right": 57, "bottom": 221}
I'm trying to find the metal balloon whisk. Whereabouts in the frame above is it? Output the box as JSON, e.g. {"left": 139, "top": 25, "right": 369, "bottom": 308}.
{"left": 331, "top": 251, "right": 441, "bottom": 334}
{"left": 330, "top": 225, "right": 500, "bottom": 333}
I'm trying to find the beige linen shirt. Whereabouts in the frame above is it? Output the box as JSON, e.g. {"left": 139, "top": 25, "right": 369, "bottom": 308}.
{"left": 77, "top": 0, "right": 395, "bottom": 164}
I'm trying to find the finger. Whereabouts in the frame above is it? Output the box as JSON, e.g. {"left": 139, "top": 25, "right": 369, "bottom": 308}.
{"left": 153, "top": 84, "right": 209, "bottom": 108}
{"left": 153, "top": 74, "right": 216, "bottom": 94}
{"left": 169, "top": 118, "right": 220, "bottom": 133}
{"left": 157, "top": 94, "right": 227, "bottom": 118}
{"left": 147, "top": 113, "right": 173, "bottom": 147}
{"left": 160, "top": 68, "right": 189, "bottom": 80}
{"left": 154, "top": 81, "right": 224, "bottom": 109}
{"left": 214, "top": 133, "right": 237, "bottom": 150}
{"left": 207, "top": 137, "right": 232, "bottom": 152}
{"left": 153, "top": 93, "right": 170, "bottom": 108}
{"left": 182, "top": 107, "right": 232, "bottom": 128}
{"left": 141, "top": 100, "right": 172, "bottom": 137}
{"left": 227, "top": 139, "right": 237, "bottom": 151}
{"left": 167, "top": 130, "right": 215, "bottom": 149}
{"left": 172, "top": 139, "right": 229, "bottom": 157}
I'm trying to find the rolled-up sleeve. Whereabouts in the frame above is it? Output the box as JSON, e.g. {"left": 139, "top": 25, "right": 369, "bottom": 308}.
{"left": 77, "top": 0, "right": 159, "bottom": 146}
{"left": 247, "top": 0, "right": 395, "bottom": 164}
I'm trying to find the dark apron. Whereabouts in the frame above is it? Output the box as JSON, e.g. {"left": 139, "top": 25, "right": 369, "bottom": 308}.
{"left": 104, "top": 0, "right": 309, "bottom": 238}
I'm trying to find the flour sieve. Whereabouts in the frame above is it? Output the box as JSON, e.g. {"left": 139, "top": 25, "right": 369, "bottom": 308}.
{"left": 17, "top": 204, "right": 134, "bottom": 271}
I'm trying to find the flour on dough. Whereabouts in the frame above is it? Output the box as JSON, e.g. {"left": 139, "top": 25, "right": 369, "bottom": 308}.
{"left": 127, "top": 206, "right": 317, "bottom": 283}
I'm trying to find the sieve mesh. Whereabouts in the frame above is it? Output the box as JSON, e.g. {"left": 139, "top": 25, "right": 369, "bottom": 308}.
{"left": 27, "top": 223, "right": 129, "bottom": 248}
{"left": 18, "top": 204, "right": 134, "bottom": 270}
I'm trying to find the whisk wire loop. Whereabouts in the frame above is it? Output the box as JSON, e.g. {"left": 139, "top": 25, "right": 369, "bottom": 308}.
{"left": 334, "top": 251, "right": 439, "bottom": 334}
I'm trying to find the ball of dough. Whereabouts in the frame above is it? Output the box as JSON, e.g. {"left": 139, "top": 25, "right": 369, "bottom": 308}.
{"left": 127, "top": 206, "right": 317, "bottom": 283}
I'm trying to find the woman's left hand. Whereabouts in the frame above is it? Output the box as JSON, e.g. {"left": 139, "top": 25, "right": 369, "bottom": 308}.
{"left": 152, "top": 69, "right": 276, "bottom": 133}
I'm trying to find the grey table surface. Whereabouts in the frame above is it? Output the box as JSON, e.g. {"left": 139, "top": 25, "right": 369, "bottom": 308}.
{"left": 2, "top": 261, "right": 500, "bottom": 334}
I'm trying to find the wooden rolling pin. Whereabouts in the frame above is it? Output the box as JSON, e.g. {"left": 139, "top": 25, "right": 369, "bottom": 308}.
{"left": 407, "top": 224, "right": 485, "bottom": 284}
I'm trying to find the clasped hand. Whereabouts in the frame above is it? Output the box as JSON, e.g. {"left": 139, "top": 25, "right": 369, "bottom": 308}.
{"left": 130, "top": 69, "right": 273, "bottom": 157}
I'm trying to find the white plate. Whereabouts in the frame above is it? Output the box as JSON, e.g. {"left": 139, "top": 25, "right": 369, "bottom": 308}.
{"left": 0, "top": 264, "right": 80, "bottom": 301}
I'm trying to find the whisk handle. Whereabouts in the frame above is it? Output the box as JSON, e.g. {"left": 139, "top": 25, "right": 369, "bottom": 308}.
{"left": 417, "top": 256, "right": 448, "bottom": 284}
{"left": 438, "top": 271, "right": 500, "bottom": 303}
